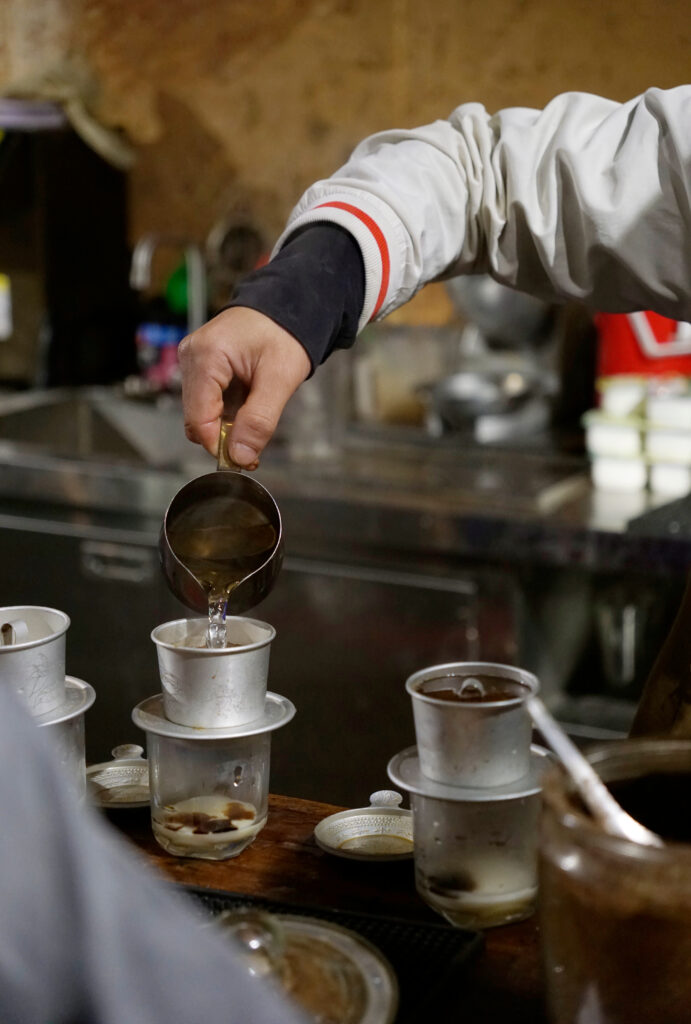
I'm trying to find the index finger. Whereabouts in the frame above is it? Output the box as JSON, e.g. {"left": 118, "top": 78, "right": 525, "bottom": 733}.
{"left": 179, "top": 334, "right": 232, "bottom": 456}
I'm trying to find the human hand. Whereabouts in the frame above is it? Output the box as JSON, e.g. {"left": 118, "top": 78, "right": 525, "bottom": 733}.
{"left": 178, "top": 306, "right": 311, "bottom": 468}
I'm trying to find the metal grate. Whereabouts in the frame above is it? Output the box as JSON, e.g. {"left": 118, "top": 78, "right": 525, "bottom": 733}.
{"left": 181, "top": 885, "right": 483, "bottom": 1024}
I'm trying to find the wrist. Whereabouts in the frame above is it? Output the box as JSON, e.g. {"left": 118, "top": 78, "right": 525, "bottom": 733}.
{"left": 226, "top": 224, "right": 365, "bottom": 371}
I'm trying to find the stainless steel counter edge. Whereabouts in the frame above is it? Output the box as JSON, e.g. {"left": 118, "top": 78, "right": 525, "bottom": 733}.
{"left": 0, "top": 448, "right": 688, "bottom": 573}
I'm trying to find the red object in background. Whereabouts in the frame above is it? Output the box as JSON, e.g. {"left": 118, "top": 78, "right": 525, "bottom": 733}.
{"left": 596, "top": 311, "right": 691, "bottom": 378}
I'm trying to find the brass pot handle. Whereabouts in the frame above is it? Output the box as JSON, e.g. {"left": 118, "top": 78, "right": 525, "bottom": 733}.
{"left": 217, "top": 418, "right": 240, "bottom": 472}
{"left": 217, "top": 378, "right": 252, "bottom": 472}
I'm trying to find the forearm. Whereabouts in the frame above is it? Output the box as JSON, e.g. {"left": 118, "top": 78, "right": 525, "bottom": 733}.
{"left": 276, "top": 86, "right": 691, "bottom": 325}
{"left": 184, "top": 86, "right": 689, "bottom": 466}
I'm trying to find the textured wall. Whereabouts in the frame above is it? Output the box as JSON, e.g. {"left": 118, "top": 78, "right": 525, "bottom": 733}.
{"left": 1, "top": 0, "right": 688, "bottom": 318}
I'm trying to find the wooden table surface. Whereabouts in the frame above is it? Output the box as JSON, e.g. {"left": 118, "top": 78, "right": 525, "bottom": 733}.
{"left": 109, "top": 793, "right": 547, "bottom": 1023}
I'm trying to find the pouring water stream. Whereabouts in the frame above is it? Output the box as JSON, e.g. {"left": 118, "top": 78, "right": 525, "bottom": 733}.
{"left": 206, "top": 418, "right": 250, "bottom": 649}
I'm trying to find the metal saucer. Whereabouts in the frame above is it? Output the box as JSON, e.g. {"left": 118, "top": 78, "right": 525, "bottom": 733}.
{"left": 132, "top": 691, "right": 295, "bottom": 740}
{"left": 33, "top": 675, "right": 96, "bottom": 727}
{"left": 278, "top": 915, "right": 398, "bottom": 1024}
{"left": 314, "top": 791, "right": 413, "bottom": 861}
{"left": 387, "top": 744, "right": 552, "bottom": 802}
{"left": 215, "top": 909, "right": 398, "bottom": 1024}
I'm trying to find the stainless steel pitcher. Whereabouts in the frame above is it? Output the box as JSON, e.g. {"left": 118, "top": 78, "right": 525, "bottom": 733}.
{"left": 159, "top": 420, "right": 283, "bottom": 615}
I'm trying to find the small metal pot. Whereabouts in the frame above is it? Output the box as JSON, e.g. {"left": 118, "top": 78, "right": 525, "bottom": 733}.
{"left": 159, "top": 470, "right": 283, "bottom": 615}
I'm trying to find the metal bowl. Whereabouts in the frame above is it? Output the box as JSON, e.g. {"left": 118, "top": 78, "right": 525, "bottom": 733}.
{"left": 420, "top": 361, "right": 548, "bottom": 430}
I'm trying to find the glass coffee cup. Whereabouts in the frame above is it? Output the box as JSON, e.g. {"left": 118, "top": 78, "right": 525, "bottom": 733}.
{"left": 132, "top": 691, "right": 295, "bottom": 861}
{"left": 388, "top": 745, "right": 552, "bottom": 929}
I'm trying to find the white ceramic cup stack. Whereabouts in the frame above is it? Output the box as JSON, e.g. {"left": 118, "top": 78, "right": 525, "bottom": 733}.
{"left": 0, "top": 605, "right": 95, "bottom": 798}
{"left": 132, "top": 615, "right": 295, "bottom": 860}
{"left": 388, "top": 661, "right": 550, "bottom": 930}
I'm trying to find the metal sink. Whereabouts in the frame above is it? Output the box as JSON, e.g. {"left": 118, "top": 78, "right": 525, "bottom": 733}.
{"left": 0, "top": 387, "right": 196, "bottom": 468}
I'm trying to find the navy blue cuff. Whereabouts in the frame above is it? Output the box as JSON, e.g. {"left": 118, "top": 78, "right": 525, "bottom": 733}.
{"left": 226, "top": 224, "right": 365, "bottom": 373}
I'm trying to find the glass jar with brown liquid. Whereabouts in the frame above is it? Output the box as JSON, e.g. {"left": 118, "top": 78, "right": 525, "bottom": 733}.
{"left": 540, "top": 739, "right": 691, "bottom": 1024}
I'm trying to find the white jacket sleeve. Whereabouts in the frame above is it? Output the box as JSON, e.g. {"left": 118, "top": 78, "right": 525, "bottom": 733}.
{"left": 274, "top": 87, "right": 691, "bottom": 331}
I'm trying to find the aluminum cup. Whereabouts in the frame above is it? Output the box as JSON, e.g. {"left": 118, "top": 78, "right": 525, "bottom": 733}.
{"left": 0, "top": 605, "right": 70, "bottom": 716}
{"left": 151, "top": 616, "right": 275, "bottom": 728}
{"left": 36, "top": 676, "right": 96, "bottom": 801}
{"left": 406, "top": 661, "right": 539, "bottom": 788}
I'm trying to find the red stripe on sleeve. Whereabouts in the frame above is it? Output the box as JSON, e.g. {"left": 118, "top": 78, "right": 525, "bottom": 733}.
{"left": 315, "top": 201, "right": 390, "bottom": 319}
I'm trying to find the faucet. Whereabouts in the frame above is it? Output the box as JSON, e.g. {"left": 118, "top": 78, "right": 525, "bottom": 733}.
{"left": 130, "top": 234, "right": 207, "bottom": 333}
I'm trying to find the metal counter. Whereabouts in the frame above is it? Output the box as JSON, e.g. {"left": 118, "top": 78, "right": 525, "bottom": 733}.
{"left": 0, "top": 389, "right": 688, "bottom": 804}
{"left": 0, "top": 415, "right": 687, "bottom": 574}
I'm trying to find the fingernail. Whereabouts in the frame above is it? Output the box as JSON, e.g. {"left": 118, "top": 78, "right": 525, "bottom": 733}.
{"left": 231, "top": 442, "right": 259, "bottom": 467}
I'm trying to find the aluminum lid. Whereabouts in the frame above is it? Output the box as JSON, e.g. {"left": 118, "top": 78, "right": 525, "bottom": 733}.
{"left": 34, "top": 676, "right": 96, "bottom": 727}
{"left": 86, "top": 745, "right": 150, "bottom": 809}
{"left": 132, "top": 691, "right": 295, "bottom": 740}
{"left": 314, "top": 791, "right": 414, "bottom": 861}
{"left": 387, "top": 744, "right": 552, "bottom": 802}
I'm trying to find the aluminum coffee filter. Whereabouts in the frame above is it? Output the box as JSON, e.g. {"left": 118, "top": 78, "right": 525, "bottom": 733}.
{"left": 406, "top": 661, "right": 539, "bottom": 788}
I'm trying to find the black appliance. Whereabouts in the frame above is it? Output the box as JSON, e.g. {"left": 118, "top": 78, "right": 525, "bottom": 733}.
{"left": 0, "top": 98, "right": 136, "bottom": 388}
